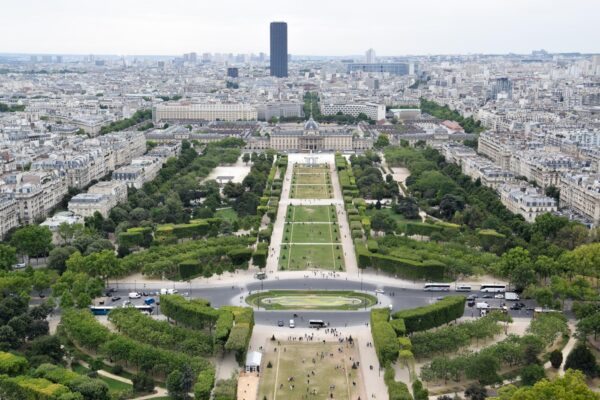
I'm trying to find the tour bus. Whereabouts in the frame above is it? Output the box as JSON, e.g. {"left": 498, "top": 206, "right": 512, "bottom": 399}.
{"left": 479, "top": 284, "right": 507, "bottom": 293}
{"left": 456, "top": 285, "right": 472, "bottom": 292}
{"left": 308, "top": 320, "right": 326, "bottom": 328}
{"left": 90, "top": 305, "right": 154, "bottom": 316}
{"left": 423, "top": 283, "right": 451, "bottom": 292}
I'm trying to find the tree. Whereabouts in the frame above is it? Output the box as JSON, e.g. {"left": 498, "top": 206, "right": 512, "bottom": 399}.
{"left": 564, "top": 343, "right": 598, "bottom": 378}
{"left": 439, "top": 194, "right": 465, "bottom": 219}
{"left": 549, "top": 350, "right": 563, "bottom": 369}
{"left": 374, "top": 134, "right": 390, "bottom": 149}
{"left": 495, "top": 370, "right": 596, "bottom": 400}
{"left": 166, "top": 369, "right": 186, "bottom": 400}
{"left": 394, "top": 197, "right": 420, "bottom": 219}
{"left": 496, "top": 247, "right": 536, "bottom": 291}
{"left": 464, "top": 383, "right": 487, "bottom": 400}
{"left": 32, "top": 270, "right": 54, "bottom": 296}
{"left": 371, "top": 211, "right": 396, "bottom": 232}
{"left": 242, "top": 153, "right": 250, "bottom": 165}
{"left": 0, "top": 244, "right": 17, "bottom": 271}
{"left": 577, "top": 312, "right": 600, "bottom": 340}
{"left": 132, "top": 372, "right": 155, "bottom": 393}
{"left": 47, "top": 246, "right": 77, "bottom": 274}
{"left": 520, "top": 364, "right": 545, "bottom": 386}
{"left": 0, "top": 325, "right": 18, "bottom": 351}
{"left": 466, "top": 353, "right": 500, "bottom": 385}
{"left": 10, "top": 225, "right": 52, "bottom": 258}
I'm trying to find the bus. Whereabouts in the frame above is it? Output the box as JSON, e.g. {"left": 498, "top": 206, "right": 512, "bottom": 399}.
{"left": 90, "top": 305, "right": 154, "bottom": 316}
{"left": 456, "top": 285, "right": 472, "bottom": 292}
{"left": 480, "top": 284, "right": 506, "bottom": 293}
{"left": 423, "top": 283, "right": 451, "bottom": 292}
{"left": 308, "top": 320, "right": 326, "bottom": 328}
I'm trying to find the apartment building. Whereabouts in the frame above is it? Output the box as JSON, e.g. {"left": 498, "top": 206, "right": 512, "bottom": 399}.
{"left": 0, "top": 195, "right": 19, "bottom": 239}
{"left": 319, "top": 102, "right": 386, "bottom": 121}
{"left": 559, "top": 174, "right": 600, "bottom": 224}
{"left": 153, "top": 102, "right": 257, "bottom": 122}
{"left": 68, "top": 193, "right": 113, "bottom": 218}
{"left": 256, "top": 102, "right": 303, "bottom": 121}
{"left": 499, "top": 184, "right": 557, "bottom": 223}
{"left": 112, "top": 156, "right": 162, "bottom": 189}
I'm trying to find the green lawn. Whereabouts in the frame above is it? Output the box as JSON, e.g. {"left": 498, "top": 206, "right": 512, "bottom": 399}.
{"left": 71, "top": 363, "right": 133, "bottom": 393}
{"left": 279, "top": 244, "right": 344, "bottom": 271}
{"left": 214, "top": 207, "right": 238, "bottom": 223}
{"left": 290, "top": 184, "right": 332, "bottom": 199}
{"left": 283, "top": 223, "right": 339, "bottom": 243}
{"left": 258, "top": 342, "right": 361, "bottom": 400}
{"left": 286, "top": 205, "right": 337, "bottom": 223}
{"left": 294, "top": 172, "right": 328, "bottom": 185}
{"left": 246, "top": 290, "right": 377, "bottom": 310}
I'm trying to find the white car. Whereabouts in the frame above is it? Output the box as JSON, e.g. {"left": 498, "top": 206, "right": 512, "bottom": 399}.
{"left": 494, "top": 294, "right": 504, "bottom": 299}
{"left": 128, "top": 292, "right": 141, "bottom": 299}
{"left": 375, "top": 289, "right": 384, "bottom": 294}
{"left": 12, "top": 263, "right": 26, "bottom": 269}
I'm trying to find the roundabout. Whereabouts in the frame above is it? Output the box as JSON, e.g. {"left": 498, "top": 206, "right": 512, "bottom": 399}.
{"left": 245, "top": 290, "right": 378, "bottom": 310}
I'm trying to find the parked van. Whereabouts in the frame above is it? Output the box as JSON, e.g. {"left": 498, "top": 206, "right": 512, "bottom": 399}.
{"left": 128, "top": 292, "right": 141, "bottom": 299}
{"left": 289, "top": 319, "right": 295, "bottom": 328}
{"left": 160, "top": 288, "right": 178, "bottom": 295}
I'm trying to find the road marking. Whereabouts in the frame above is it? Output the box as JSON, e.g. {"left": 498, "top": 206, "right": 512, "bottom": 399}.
{"left": 273, "top": 346, "right": 282, "bottom": 400}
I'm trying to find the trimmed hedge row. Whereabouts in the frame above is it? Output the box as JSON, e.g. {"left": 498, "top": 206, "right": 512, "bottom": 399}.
{"left": 194, "top": 368, "right": 215, "bottom": 400}
{"left": 370, "top": 308, "right": 399, "bottom": 365}
{"left": 221, "top": 306, "right": 255, "bottom": 365}
{"left": 357, "top": 249, "right": 446, "bottom": 281}
{"left": 252, "top": 242, "right": 268, "bottom": 269}
{"left": 160, "top": 294, "right": 220, "bottom": 330}
{"left": 0, "top": 376, "right": 71, "bottom": 400}
{"left": 384, "top": 366, "right": 413, "bottom": 400}
{"left": 0, "top": 352, "right": 28, "bottom": 376}
{"left": 392, "top": 295, "right": 465, "bottom": 333}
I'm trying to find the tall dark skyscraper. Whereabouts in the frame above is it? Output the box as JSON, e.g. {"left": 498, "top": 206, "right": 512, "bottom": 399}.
{"left": 270, "top": 22, "right": 288, "bottom": 78}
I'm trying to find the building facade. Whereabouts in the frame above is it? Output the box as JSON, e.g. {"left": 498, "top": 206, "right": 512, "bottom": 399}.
{"left": 270, "top": 22, "right": 288, "bottom": 78}
{"left": 152, "top": 102, "right": 257, "bottom": 122}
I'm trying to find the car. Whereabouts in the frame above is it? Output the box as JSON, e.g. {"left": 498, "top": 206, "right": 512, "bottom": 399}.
{"left": 510, "top": 304, "right": 522, "bottom": 310}
{"left": 467, "top": 301, "right": 476, "bottom": 307}
{"left": 289, "top": 319, "right": 295, "bottom": 328}
{"left": 494, "top": 294, "right": 504, "bottom": 299}
{"left": 483, "top": 294, "right": 493, "bottom": 299}
{"left": 144, "top": 298, "right": 155, "bottom": 305}
{"left": 277, "top": 320, "right": 284, "bottom": 327}
{"left": 111, "top": 296, "right": 121, "bottom": 302}
{"left": 123, "top": 300, "right": 132, "bottom": 307}
{"left": 12, "top": 263, "right": 26, "bottom": 269}
{"left": 128, "top": 292, "right": 141, "bottom": 299}
{"left": 436, "top": 296, "right": 445, "bottom": 301}
{"left": 375, "top": 289, "right": 384, "bottom": 294}
{"left": 467, "top": 294, "right": 478, "bottom": 300}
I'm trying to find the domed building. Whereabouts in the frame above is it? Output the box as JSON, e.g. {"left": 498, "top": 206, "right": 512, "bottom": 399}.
{"left": 262, "top": 118, "right": 373, "bottom": 152}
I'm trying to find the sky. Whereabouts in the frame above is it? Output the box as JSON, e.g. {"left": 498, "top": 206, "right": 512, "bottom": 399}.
{"left": 1, "top": 0, "right": 599, "bottom": 56}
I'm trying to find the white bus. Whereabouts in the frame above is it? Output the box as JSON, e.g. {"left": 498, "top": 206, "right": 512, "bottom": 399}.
{"left": 480, "top": 284, "right": 506, "bottom": 293}
{"left": 424, "top": 283, "right": 451, "bottom": 292}
{"left": 308, "top": 320, "right": 326, "bottom": 328}
{"left": 456, "top": 285, "right": 472, "bottom": 292}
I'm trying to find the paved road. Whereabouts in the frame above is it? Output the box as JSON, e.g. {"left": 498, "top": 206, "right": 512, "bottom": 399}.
{"left": 105, "top": 277, "right": 535, "bottom": 328}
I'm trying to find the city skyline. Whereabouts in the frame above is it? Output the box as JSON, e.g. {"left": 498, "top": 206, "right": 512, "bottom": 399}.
{"left": 1, "top": 0, "right": 599, "bottom": 56}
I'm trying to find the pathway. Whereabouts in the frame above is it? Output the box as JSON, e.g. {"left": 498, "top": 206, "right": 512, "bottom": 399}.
{"left": 543, "top": 321, "right": 577, "bottom": 376}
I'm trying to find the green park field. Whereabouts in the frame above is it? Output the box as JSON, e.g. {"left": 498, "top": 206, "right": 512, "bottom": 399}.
{"left": 246, "top": 290, "right": 377, "bottom": 310}
{"left": 258, "top": 342, "right": 362, "bottom": 400}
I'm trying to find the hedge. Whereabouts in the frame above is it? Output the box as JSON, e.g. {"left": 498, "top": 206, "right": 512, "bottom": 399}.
{"left": 0, "top": 376, "right": 72, "bottom": 400}
{"left": 179, "top": 260, "right": 202, "bottom": 280}
{"left": 227, "top": 248, "right": 253, "bottom": 265}
{"left": 393, "top": 296, "right": 465, "bottom": 333}
{"left": 221, "top": 306, "right": 254, "bottom": 365}
{"left": 389, "top": 319, "right": 407, "bottom": 336}
{"left": 194, "top": 368, "right": 215, "bottom": 400}
{"left": 358, "top": 251, "right": 446, "bottom": 281}
{"left": 118, "top": 227, "right": 153, "bottom": 248}
{"left": 371, "top": 308, "right": 399, "bottom": 365}
{"left": 214, "top": 311, "right": 234, "bottom": 350}
{"left": 367, "top": 239, "right": 379, "bottom": 253}
{"left": 252, "top": 242, "right": 268, "bottom": 269}
{"left": 160, "top": 295, "right": 220, "bottom": 330}
{"left": 384, "top": 366, "right": 412, "bottom": 400}
{"left": 34, "top": 364, "right": 109, "bottom": 400}
{"left": 404, "top": 222, "right": 443, "bottom": 237}
{"left": 0, "top": 352, "right": 28, "bottom": 376}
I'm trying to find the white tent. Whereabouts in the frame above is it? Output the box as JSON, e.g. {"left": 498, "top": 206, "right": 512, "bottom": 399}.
{"left": 245, "top": 351, "right": 262, "bottom": 372}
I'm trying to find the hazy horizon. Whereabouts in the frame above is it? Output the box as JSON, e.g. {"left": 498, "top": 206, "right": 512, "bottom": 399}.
{"left": 1, "top": 0, "right": 599, "bottom": 56}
